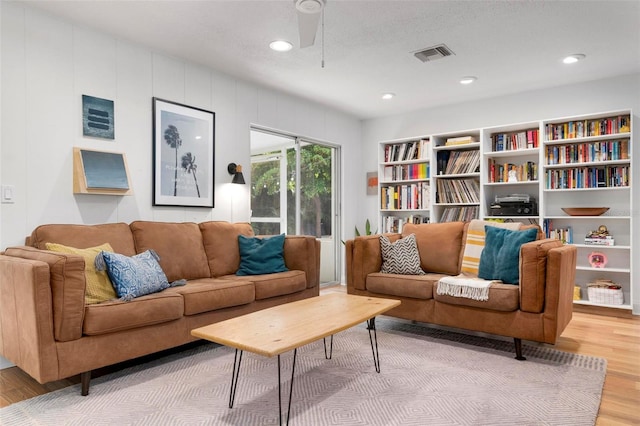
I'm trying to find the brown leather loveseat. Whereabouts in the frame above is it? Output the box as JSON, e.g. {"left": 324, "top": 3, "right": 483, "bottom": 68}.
{"left": 346, "top": 221, "right": 577, "bottom": 358}
{"left": 0, "top": 221, "right": 320, "bottom": 395}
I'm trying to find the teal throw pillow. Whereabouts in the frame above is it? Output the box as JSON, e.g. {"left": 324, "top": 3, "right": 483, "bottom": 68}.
{"left": 96, "top": 249, "right": 170, "bottom": 300}
{"left": 237, "top": 234, "right": 288, "bottom": 276}
{"left": 478, "top": 226, "right": 538, "bottom": 285}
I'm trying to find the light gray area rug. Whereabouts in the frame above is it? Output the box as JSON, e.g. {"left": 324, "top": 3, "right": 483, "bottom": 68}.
{"left": 1, "top": 319, "right": 606, "bottom": 425}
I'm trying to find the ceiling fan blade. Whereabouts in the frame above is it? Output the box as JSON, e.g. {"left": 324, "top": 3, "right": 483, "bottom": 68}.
{"left": 296, "top": 8, "right": 321, "bottom": 48}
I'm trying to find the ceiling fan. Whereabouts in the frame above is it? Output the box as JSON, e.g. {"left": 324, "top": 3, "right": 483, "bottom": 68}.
{"left": 295, "top": 0, "right": 326, "bottom": 48}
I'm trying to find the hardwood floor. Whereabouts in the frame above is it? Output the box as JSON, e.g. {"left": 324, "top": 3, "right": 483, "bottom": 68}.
{"left": 1, "top": 285, "right": 638, "bottom": 425}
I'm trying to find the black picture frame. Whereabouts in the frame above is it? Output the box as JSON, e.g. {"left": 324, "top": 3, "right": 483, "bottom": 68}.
{"left": 152, "top": 98, "right": 215, "bottom": 207}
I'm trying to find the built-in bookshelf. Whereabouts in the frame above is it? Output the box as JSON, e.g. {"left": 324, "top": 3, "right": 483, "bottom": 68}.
{"left": 378, "top": 137, "right": 431, "bottom": 233}
{"left": 431, "top": 131, "right": 481, "bottom": 223}
{"left": 481, "top": 122, "right": 541, "bottom": 226}
{"left": 541, "top": 110, "right": 633, "bottom": 311}
{"left": 377, "top": 109, "right": 634, "bottom": 313}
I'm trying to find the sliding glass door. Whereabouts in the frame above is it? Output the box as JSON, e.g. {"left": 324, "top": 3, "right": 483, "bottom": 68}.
{"left": 250, "top": 128, "right": 340, "bottom": 285}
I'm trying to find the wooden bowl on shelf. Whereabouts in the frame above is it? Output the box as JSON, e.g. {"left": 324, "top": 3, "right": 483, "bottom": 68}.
{"left": 561, "top": 207, "right": 609, "bottom": 216}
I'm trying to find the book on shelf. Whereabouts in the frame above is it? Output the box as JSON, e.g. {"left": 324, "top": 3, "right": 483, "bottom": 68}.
{"left": 381, "top": 214, "right": 430, "bottom": 233}
{"left": 383, "top": 163, "right": 429, "bottom": 182}
{"left": 436, "top": 178, "right": 479, "bottom": 204}
{"left": 445, "top": 135, "right": 476, "bottom": 146}
{"left": 545, "top": 165, "right": 629, "bottom": 189}
{"left": 487, "top": 159, "right": 538, "bottom": 183}
{"left": 439, "top": 205, "right": 478, "bottom": 222}
{"left": 491, "top": 129, "right": 539, "bottom": 151}
{"left": 443, "top": 150, "right": 480, "bottom": 175}
{"left": 584, "top": 238, "right": 615, "bottom": 246}
{"left": 545, "top": 140, "right": 629, "bottom": 165}
{"left": 383, "top": 139, "right": 431, "bottom": 163}
{"left": 380, "top": 182, "right": 430, "bottom": 210}
{"left": 542, "top": 220, "right": 573, "bottom": 244}
{"left": 545, "top": 114, "right": 631, "bottom": 140}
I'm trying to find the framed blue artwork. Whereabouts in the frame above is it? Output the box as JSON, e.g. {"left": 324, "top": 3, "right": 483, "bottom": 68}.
{"left": 82, "top": 95, "right": 115, "bottom": 139}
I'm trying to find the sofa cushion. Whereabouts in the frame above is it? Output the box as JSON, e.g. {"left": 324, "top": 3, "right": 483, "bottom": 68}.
{"left": 164, "top": 278, "right": 255, "bottom": 315}
{"left": 199, "top": 221, "right": 255, "bottom": 277}
{"left": 83, "top": 292, "right": 184, "bottom": 335}
{"left": 45, "top": 242, "right": 117, "bottom": 305}
{"left": 479, "top": 226, "right": 538, "bottom": 284}
{"left": 221, "top": 270, "right": 306, "bottom": 300}
{"left": 28, "top": 223, "right": 136, "bottom": 256}
{"left": 366, "top": 272, "right": 442, "bottom": 299}
{"left": 434, "top": 281, "right": 519, "bottom": 312}
{"left": 237, "top": 234, "right": 288, "bottom": 276}
{"left": 130, "top": 221, "right": 210, "bottom": 282}
{"left": 402, "top": 222, "right": 465, "bottom": 275}
{"left": 460, "top": 220, "right": 521, "bottom": 277}
{"left": 380, "top": 233, "right": 425, "bottom": 275}
{"left": 98, "top": 250, "right": 170, "bottom": 300}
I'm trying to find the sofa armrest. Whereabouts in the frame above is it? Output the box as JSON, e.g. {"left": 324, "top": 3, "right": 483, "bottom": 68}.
{"left": 543, "top": 244, "right": 577, "bottom": 343}
{"left": 519, "top": 238, "right": 564, "bottom": 313}
{"left": 0, "top": 253, "right": 60, "bottom": 383}
{"left": 2, "top": 246, "right": 86, "bottom": 342}
{"left": 346, "top": 234, "right": 400, "bottom": 291}
{"left": 283, "top": 236, "right": 320, "bottom": 289}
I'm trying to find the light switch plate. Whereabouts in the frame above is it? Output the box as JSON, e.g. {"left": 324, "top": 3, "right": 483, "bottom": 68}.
{"left": 1, "top": 185, "right": 15, "bottom": 203}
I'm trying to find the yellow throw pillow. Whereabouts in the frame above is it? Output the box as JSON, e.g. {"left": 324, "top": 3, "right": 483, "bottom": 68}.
{"left": 45, "top": 242, "right": 116, "bottom": 304}
{"left": 460, "top": 220, "right": 521, "bottom": 277}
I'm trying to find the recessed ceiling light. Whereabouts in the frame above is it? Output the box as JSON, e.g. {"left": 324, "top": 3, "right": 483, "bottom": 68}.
{"left": 460, "top": 76, "right": 477, "bottom": 85}
{"left": 381, "top": 93, "right": 395, "bottom": 100}
{"left": 269, "top": 40, "right": 293, "bottom": 52}
{"left": 563, "top": 54, "right": 586, "bottom": 64}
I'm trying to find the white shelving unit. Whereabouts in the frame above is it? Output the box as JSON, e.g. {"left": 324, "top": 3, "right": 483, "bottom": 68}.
{"left": 431, "top": 131, "right": 481, "bottom": 223}
{"left": 481, "top": 122, "right": 541, "bottom": 226}
{"left": 378, "top": 137, "right": 431, "bottom": 233}
{"left": 541, "top": 110, "right": 633, "bottom": 311}
{"left": 376, "top": 109, "right": 634, "bottom": 313}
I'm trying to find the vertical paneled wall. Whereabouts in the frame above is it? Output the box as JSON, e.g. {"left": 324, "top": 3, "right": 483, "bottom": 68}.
{"left": 0, "top": 2, "right": 362, "bottom": 249}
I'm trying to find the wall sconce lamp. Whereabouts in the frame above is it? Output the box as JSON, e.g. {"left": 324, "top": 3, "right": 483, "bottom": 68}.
{"left": 227, "top": 163, "right": 246, "bottom": 184}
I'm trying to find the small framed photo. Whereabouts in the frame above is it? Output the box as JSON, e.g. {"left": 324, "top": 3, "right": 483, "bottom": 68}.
{"left": 152, "top": 98, "right": 215, "bottom": 207}
{"left": 82, "top": 95, "right": 114, "bottom": 139}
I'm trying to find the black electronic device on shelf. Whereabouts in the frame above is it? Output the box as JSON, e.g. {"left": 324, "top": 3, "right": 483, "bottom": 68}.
{"left": 490, "top": 194, "right": 538, "bottom": 216}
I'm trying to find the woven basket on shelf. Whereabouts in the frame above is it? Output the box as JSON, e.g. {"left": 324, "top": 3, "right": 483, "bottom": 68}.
{"left": 587, "top": 279, "right": 623, "bottom": 305}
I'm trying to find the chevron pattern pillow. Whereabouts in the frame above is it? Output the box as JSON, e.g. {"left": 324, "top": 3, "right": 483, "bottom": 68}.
{"left": 380, "top": 233, "right": 425, "bottom": 275}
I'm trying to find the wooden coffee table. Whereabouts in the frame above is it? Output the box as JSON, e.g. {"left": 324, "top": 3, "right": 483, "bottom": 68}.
{"left": 191, "top": 293, "right": 400, "bottom": 425}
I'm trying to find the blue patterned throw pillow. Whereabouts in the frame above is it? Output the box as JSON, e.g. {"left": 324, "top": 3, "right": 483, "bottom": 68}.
{"left": 236, "top": 234, "right": 288, "bottom": 276}
{"left": 380, "top": 233, "right": 425, "bottom": 275}
{"left": 97, "top": 249, "right": 170, "bottom": 300}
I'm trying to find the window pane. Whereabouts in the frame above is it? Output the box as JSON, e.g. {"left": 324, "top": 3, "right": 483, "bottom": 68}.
{"left": 251, "top": 159, "right": 280, "bottom": 218}
{"left": 297, "top": 144, "right": 332, "bottom": 237}
{"left": 251, "top": 222, "right": 281, "bottom": 235}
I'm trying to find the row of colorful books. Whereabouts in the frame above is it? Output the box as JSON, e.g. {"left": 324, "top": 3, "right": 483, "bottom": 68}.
{"left": 545, "top": 166, "right": 630, "bottom": 189}
{"left": 545, "top": 140, "right": 629, "bottom": 165}
{"left": 380, "top": 215, "right": 430, "bottom": 233}
{"left": 382, "top": 163, "right": 429, "bottom": 182}
{"left": 545, "top": 114, "right": 630, "bottom": 140}
{"left": 491, "top": 129, "right": 539, "bottom": 152}
{"left": 380, "top": 182, "right": 431, "bottom": 210}
{"left": 383, "top": 139, "right": 430, "bottom": 162}
{"left": 487, "top": 160, "right": 538, "bottom": 183}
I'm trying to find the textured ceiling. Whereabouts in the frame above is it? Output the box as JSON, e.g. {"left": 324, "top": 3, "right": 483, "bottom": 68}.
{"left": 16, "top": 0, "right": 640, "bottom": 119}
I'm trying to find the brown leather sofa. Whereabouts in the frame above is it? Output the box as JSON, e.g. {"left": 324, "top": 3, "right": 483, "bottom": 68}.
{"left": 0, "top": 221, "right": 320, "bottom": 395}
{"left": 345, "top": 221, "right": 577, "bottom": 359}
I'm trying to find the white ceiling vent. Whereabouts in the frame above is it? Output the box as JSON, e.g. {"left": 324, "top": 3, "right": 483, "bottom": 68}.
{"left": 413, "top": 44, "right": 455, "bottom": 62}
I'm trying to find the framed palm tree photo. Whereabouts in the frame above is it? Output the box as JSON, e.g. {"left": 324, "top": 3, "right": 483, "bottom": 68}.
{"left": 152, "top": 98, "right": 215, "bottom": 207}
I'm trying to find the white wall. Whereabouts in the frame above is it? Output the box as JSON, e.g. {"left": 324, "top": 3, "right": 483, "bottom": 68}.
{"left": 0, "top": 2, "right": 362, "bottom": 250}
{"left": 362, "top": 73, "right": 640, "bottom": 313}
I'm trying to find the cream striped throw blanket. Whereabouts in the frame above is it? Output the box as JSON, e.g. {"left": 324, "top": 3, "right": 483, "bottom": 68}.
{"left": 437, "top": 275, "right": 500, "bottom": 301}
